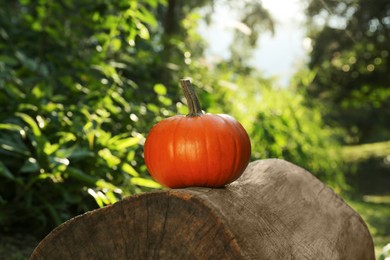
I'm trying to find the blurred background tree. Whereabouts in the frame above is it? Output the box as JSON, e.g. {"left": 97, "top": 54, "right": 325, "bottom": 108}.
{"left": 302, "top": 0, "right": 390, "bottom": 145}
{"left": 296, "top": 0, "right": 390, "bottom": 195}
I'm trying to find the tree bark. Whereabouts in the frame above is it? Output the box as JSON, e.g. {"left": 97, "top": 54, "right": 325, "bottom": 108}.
{"left": 30, "top": 159, "right": 375, "bottom": 259}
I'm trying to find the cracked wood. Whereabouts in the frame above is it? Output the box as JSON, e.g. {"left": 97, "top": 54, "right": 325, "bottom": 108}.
{"left": 31, "top": 159, "right": 375, "bottom": 260}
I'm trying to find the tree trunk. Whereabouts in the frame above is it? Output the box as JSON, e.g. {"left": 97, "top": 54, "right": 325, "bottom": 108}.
{"left": 30, "top": 159, "right": 375, "bottom": 259}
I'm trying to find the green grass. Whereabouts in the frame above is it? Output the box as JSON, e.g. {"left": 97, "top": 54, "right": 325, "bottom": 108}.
{"left": 346, "top": 195, "right": 390, "bottom": 259}
{"left": 342, "top": 141, "right": 390, "bottom": 162}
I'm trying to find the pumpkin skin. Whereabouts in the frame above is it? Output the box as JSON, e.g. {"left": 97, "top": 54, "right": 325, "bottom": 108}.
{"left": 144, "top": 113, "right": 251, "bottom": 188}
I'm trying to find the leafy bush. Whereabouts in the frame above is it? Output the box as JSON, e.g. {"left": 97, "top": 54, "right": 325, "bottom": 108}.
{"left": 0, "top": 0, "right": 171, "bottom": 235}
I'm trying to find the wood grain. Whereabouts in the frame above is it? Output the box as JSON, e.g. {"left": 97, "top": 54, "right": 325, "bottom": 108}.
{"left": 30, "top": 159, "right": 375, "bottom": 259}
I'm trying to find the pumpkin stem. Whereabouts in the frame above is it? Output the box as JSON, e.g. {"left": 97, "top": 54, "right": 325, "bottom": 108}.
{"left": 180, "top": 79, "right": 203, "bottom": 116}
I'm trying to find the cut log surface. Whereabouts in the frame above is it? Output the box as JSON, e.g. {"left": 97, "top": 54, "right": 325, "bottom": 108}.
{"left": 30, "top": 159, "right": 375, "bottom": 260}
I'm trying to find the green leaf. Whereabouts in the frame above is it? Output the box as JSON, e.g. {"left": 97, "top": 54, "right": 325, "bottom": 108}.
{"left": 87, "top": 188, "right": 108, "bottom": 208}
{"left": 104, "top": 190, "right": 119, "bottom": 204}
{"left": 20, "top": 157, "right": 40, "bottom": 173}
{"left": 68, "top": 149, "right": 94, "bottom": 160}
{"left": 95, "top": 180, "right": 119, "bottom": 191}
{"left": 158, "top": 95, "right": 172, "bottom": 106}
{"left": 111, "top": 91, "right": 131, "bottom": 112}
{"left": 0, "top": 55, "right": 18, "bottom": 66}
{"left": 0, "top": 138, "right": 30, "bottom": 157}
{"left": 98, "top": 148, "right": 121, "bottom": 167}
{"left": 137, "top": 7, "right": 158, "bottom": 27}
{"left": 126, "top": 150, "right": 135, "bottom": 161}
{"left": 147, "top": 103, "right": 159, "bottom": 113}
{"left": 122, "top": 163, "right": 139, "bottom": 177}
{"left": 114, "top": 137, "right": 139, "bottom": 150}
{"left": 67, "top": 167, "right": 97, "bottom": 185}
{"left": 131, "top": 177, "right": 161, "bottom": 188}
{"left": 136, "top": 22, "right": 150, "bottom": 40}
{"left": 57, "top": 132, "right": 77, "bottom": 144}
{"left": 44, "top": 143, "right": 60, "bottom": 155}
{"left": 153, "top": 83, "right": 167, "bottom": 95}
{"left": 110, "top": 38, "right": 122, "bottom": 52}
{"left": 67, "top": 167, "right": 117, "bottom": 191}
{"left": 0, "top": 123, "right": 23, "bottom": 132}
{"left": 15, "top": 51, "right": 38, "bottom": 71}
{"left": 0, "top": 161, "right": 15, "bottom": 180}
{"left": 32, "top": 85, "right": 45, "bottom": 99}
{"left": 15, "top": 112, "right": 41, "bottom": 137}
{"left": 3, "top": 84, "right": 26, "bottom": 99}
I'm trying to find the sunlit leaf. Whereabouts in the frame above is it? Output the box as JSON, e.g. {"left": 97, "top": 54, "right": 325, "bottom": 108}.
{"left": 87, "top": 188, "right": 104, "bottom": 208}
{"left": 138, "top": 7, "right": 158, "bottom": 26}
{"left": 100, "top": 191, "right": 112, "bottom": 204}
{"left": 111, "top": 91, "right": 131, "bottom": 112}
{"left": 131, "top": 177, "right": 161, "bottom": 188}
{"left": 95, "top": 179, "right": 118, "bottom": 191}
{"left": 0, "top": 123, "right": 23, "bottom": 132}
{"left": 57, "top": 132, "right": 77, "bottom": 144}
{"left": 32, "top": 85, "right": 45, "bottom": 99}
{"left": 110, "top": 38, "right": 122, "bottom": 51}
{"left": 126, "top": 150, "right": 136, "bottom": 161}
{"left": 87, "top": 131, "right": 95, "bottom": 149}
{"left": 147, "top": 103, "right": 159, "bottom": 113}
{"left": 44, "top": 143, "right": 60, "bottom": 155}
{"left": 15, "top": 112, "right": 41, "bottom": 137}
{"left": 122, "top": 163, "right": 139, "bottom": 177}
{"left": 136, "top": 22, "right": 150, "bottom": 40}
{"left": 98, "top": 148, "right": 121, "bottom": 167}
{"left": 104, "top": 190, "right": 119, "bottom": 204}
{"left": 153, "top": 83, "right": 167, "bottom": 95}
{"left": 114, "top": 137, "right": 139, "bottom": 150}
{"left": 158, "top": 95, "right": 172, "bottom": 106}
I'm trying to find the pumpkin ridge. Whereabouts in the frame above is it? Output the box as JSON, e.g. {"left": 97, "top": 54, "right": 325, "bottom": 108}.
{"left": 184, "top": 118, "right": 198, "bottom": 187}
{"left": 170, "top": 117, "right": 183, "bottom": 187}
{"left": 220, "top": 116, "right": 239, "bottom": 183}
{"left": 228, "top": 118, "right": 251, "bottom": 182}
{"left": 224, "top": 119, "right": 240, "bottom": 182}
{"left": 213, "top": 115, "right": 229, "bottom": 186}
{"left": 199, "top": 117, "right": 211, "bottom": 187}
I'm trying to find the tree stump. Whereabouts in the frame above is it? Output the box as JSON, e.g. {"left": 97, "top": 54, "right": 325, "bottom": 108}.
{"left": 30, "top": 159, "right": 375, "bottom": 259}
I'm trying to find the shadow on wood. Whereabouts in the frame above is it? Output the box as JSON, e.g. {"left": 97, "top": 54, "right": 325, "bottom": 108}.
{"left": 30, "top": 159, "right": 375, "bottom": 259}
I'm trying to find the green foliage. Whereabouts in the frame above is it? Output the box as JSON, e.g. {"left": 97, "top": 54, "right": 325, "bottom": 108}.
{"left": 0, "top": 0, "right": 170, "bottom": 235}
{"left": 302, "top": 0, "right": 390, "bottom": 144}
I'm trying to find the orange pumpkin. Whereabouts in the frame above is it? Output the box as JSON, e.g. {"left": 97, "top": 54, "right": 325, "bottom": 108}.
{"left": 144, "top": 79, "right": 251, "bottom": 188}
